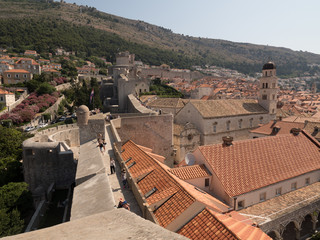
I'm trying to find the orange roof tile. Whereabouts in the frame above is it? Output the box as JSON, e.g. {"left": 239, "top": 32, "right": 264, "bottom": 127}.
{"left": 250, "top": 120, "right": 304, "bottom": 135}
{"left": 4, "top": 69, "right": 30, "bottom": 73}
{"left": 121, "top": 140, "right": 270, "bottom": 239}
{"left": 0, "top": 88, "right": 14, "bottom": 95}
{"left": 169, "top": 164, "right": 211, "bottom": 180}
{"left": 177, "top": 208, "right": 239, "bottom": 240}
{"left": 198, "top": 131, "right": 320, "bottom": 197}
{"left": 154, "top": 189, "right": 195, "bottom": 228}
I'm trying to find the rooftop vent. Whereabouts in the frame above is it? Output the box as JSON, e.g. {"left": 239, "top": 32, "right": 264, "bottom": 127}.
{"left": 222, "top": 136, "right": 233, "bottom": 146}
{"left": 144, "top": 187, "right": 157, "bottom": 199}
{"left": 272, "top": 126, "right": 281, "bottom": 135}
{"left": 290, "top": 128, "right": 301, "bottom": 136}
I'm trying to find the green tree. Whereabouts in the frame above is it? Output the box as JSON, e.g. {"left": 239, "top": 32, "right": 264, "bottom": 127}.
{"left": 0, "top": 157, "right": 22, "bottom": 187}
{"left": 0, "top": 126, "right": 25, "bottom": 160}
{"left": 36, "top": 82, "right": 56, "bottom": 95}
{"left": 0, "top": 182, "right": 33, "bottom": 216}
{"left": 0, "top": 208, "right": 24, "bottom": 237}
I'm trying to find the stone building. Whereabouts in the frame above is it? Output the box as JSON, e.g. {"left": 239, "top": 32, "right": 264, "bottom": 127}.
{"left": 101, "top": 52, "right": 150, "bottom": 113}
{"left": 173, "top": 122, "right": 201, "bottom": 163}
{"left": 173, "top": 62, "right": 279, "bottom": 146}
{"left": 191, "top": 130, "right": 320, "bottom": 240}
{"left": 0, "top": 88, "right": 15, "bottom": 107}
{"left": 23, "top": 134, "right": 77, "bottom": 202}
{"left": 3, "top": 69, "right": 32, "bottom": 84}
{"left": 14, "top": 58, "right": 41, "bottom": 75}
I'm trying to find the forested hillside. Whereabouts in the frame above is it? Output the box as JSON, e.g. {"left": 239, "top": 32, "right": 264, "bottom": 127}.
{"left": 1, "top": 0, "right": 320, "bottom": 77}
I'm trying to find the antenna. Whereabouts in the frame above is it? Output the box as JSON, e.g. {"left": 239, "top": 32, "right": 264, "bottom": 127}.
{"left": 185, "top": 153, "right": 195, "bottom": 166}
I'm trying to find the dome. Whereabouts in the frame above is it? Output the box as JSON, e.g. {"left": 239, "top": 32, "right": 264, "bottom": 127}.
{"left": 77, "top": 105, "right": 89, "bottom": 114}
{"left": 262, "top": 62, "right": 276, "bottom": 70}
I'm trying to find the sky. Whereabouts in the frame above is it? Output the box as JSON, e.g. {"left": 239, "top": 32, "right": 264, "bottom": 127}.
{"left": 63, "top": 0, "right": 320, "bottom": 54}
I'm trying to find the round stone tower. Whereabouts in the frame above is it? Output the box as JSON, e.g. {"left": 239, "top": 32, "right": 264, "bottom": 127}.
{"left": 76, "top": 105, "right": 90, "bottom": 126}
{"left": 258, "top": 62, "right": 279, "bottom": 115}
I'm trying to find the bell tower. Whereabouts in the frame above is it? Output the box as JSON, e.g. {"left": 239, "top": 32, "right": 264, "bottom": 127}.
{"left": 258, "top": 62, "right": 279, "bottom": 115}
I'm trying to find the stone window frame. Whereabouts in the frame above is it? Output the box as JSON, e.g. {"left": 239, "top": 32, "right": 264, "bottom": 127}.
{"left": 238, "top": 119, "right": 243, "bottom": 129}
{"left": 259, "top": 192, "right": 266, "bottom": 202}
{"left": 259, "top": 117, "right": 263, "bottom": 124}
{"left": 213, "top": 122, "right": 217, "bottom": 133}
{"left": 237, "top": 200, "right": 245, "bottom": 210}
{"left": 262, "top": 95, "right": 267, "bottom": 100}
{"left": 249, "top": 118, "right": 253, "bottom": 128}
{"left": 305, "top": 178, "right": 310, "bottom": 186}
{"left": 275, "top": 187, "right": 282, "bottom": 196}
{"left": 291, "top": 182, "right": 297, "bottom": 190}
{"left": 205, "top": 178, "right": 209, "bottom": 187}
{"left": 226, "top": 120, "right": 231, "bottom": 131}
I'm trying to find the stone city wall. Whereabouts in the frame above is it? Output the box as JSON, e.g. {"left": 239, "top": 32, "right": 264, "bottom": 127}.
{"left": 78, "top": 116, "right": 106, "bottom": 145}
{"left": 116, "top": 114, "right": 174, "bottom": 166}
{"left": 127, "top": 94, "right": 156, "bottom": 114}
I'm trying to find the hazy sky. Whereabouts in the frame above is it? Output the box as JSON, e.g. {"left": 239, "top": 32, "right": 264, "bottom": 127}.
{"left": 63, "top": 0, "right": 320, "bottom": 54}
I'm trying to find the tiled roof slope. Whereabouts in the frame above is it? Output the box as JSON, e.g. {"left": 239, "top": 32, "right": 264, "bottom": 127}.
{"left": 198, "top": 131, "right": 320, "bottom": 197}
{"left": 169, "top": 164, "right": 211, "bottom": 180}
{"left": 121, "top": 140, "right": 195, "bottom": 227}
{"left": 304, "top": 121, "right": 320, "bottom": 139}
{"left": 189, "top": 99, "right": 267, "bottom": 118}
{"left": 0, "top": 88, "right": 13, "bottom": 95}
{"left": 146, "top": 98, "right": 188, "bottom": 108}
{"left": 120, "top": 140, "right": 271, "bottom": 240}
{"left": 250, "top": 120, "right": 304, "bottom": 135}
{"left": 177, "top": 208, "right": 239, "bottom": 240}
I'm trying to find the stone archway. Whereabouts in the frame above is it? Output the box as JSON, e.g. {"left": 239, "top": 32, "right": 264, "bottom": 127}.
{"left": 268, "top": 230, "right": 282, "bottom": 240}
{"left": 300, "top": 214, "right": 313, "bottom": 239}
{"left": 282, "top": 221, "right": 299, "bottom": 240}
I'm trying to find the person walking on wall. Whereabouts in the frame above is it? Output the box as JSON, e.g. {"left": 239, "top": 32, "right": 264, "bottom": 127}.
{"left": 110, "top": 158, "right": 116, "bottom": 174}
{"left": 121, "top": 169, "right": 128, "bottom": 188}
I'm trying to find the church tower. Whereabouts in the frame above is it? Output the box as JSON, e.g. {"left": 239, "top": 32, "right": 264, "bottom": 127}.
{"left": 258, "top": 62, "right": 279, "bottom": 115}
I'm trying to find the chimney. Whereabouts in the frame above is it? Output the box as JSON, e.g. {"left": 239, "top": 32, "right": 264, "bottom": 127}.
{"left": 291, "top": 128, "right": 301, "bottom": 136}
{"left": 272, "top": 126, "right": 281, "bottom": 135}
{"left": 222, "top": 136, "right": 233, "bottom": 146}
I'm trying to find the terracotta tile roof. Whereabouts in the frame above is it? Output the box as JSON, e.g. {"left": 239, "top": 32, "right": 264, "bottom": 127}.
{"left": 154, "top": 189, "right": 195, "bottom": 228}
{"left": 198, "top": 131, "right": 320, "bottom": 197}
{"left": 15, "top": 58, "right": 39, "bottom": 65}
{"left": 250, "top": 120, "right": 304, "bottom": 135}
{"left": 189, "top": 99, "right": 267, "bottom": 118}
{"left": 121, "top": 140, "right": 270, "bottom": 239}
{"left": 0, "top": 88, "right": 13, "bottom": 95}
{"left": 177, "top": 208, "right": 239, "bottom": 240}
{"left": 304, "top": 121, "right": 320, "bottom": 139}
{"left": 169, "top": 164, "right": 211, "bottom": 180}
{"left": 4, "top": 69, "right": 30, "bottom": 73}
{"left": 215, "top": 210, "right": 271, "bottom": 240}
{"left": 121, "top": 141, "right": 196, "bottom": 227}
{"left": 146, "top": 98, "right": 188, "bottom": 109}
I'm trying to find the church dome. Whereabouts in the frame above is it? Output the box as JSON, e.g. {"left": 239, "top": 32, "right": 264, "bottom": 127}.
{"left": 262, "top": 62, "right": 276, "bottom": 70}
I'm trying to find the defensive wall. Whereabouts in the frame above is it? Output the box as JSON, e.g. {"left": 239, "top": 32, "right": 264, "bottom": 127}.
{"left": 4, "top": 209, "right": 187, "bottom": 240}
{"left": 111, "top": 114, "right": 174, "bottom": 166}
{"left": 15, "top": 105, "right": 187, "bottom": 240}
{"left": 140, "top": 67, "right": 203, "bottom": 82}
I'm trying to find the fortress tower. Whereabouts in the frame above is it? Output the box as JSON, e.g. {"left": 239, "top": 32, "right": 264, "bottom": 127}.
{"left": 258, "top": 62, "right": 279, "bottom": 115}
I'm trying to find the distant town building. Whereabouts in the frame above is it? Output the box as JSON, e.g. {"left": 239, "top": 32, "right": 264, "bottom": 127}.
{"left": 14, "top": 58, "right": 41, "bottom": 75}
{"left": 3, "top": 69, "right": 32, "bottom": 84}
